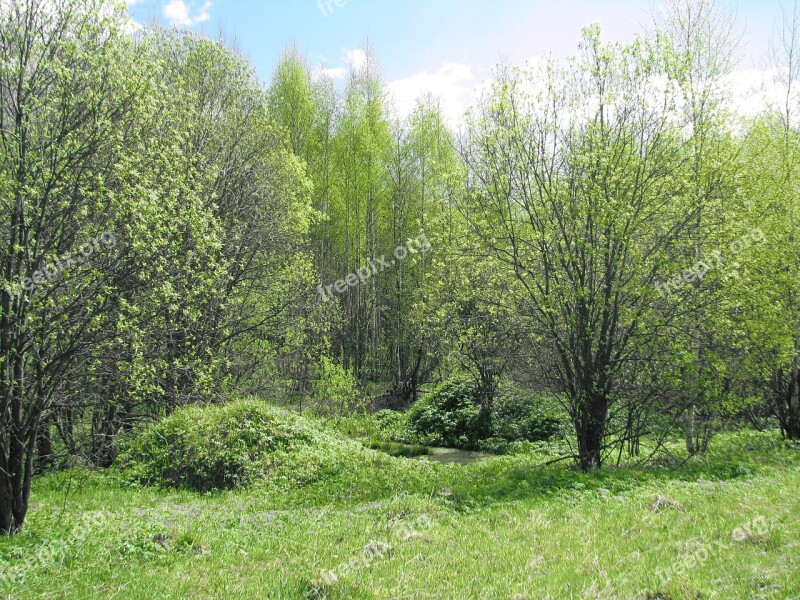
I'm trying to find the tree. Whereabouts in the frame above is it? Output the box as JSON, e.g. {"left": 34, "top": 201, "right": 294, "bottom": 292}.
{"left": 326, "top": 42, "right": 393, "bottom": 380}
{"left": 653, "top": 0, "right": 743, "bottom": 454}
{"left": 380, "top": 97, "right": 456, "bottom": 407}
{"left": 733, "top": 1, "right": 800, "bottom": 438}
{"left": 0, "top": 0, "right": 148, "bottom": 532}
{"left": 460, "top": 30, "right": 697, "bottom": 470}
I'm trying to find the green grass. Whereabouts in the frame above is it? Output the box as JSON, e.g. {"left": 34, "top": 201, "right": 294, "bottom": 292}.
{"left": 0, "top": 430, "right": 798, "bottom": 599}
{"left": 365, "top": 440, "right": 431, "bottom": 458}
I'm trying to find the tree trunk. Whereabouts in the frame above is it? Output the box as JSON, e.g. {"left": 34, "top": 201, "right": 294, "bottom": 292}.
{"left": 790, "top": 338, "right": 800, "bottom": 439}
{"left": 685, "top": 404, "right": 696, "bottom": 454}
{"left": 36, "top": 417, "right": 54, "bottom": 472}
{"left": 0, "top": 385, "right": 36, "bottom": 535}
{"left": 576, "top": 393, "right": 608, "bottom": 471}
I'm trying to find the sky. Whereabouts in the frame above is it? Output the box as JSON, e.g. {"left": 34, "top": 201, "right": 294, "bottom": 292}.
{"left": 125, "top": 0, "right": 796, "bottom": 123}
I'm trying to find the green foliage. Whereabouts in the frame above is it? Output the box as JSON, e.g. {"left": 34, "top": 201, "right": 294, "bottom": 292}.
{"left": 405, "top": 381, "right": 566, "bottom": 452}
{"left": 406, "top": 380, "right": 492, "bottom": 449}
{"left": 117, "top": 399, "right": 370, "bottom": 492}
{"left": 310, "top": 357, "right": 362, "bottom": 415}
{"left": 318, "top": 409, "right": 410, "bottom": 446}
{"left": 365, "top": 440, "right": 431, "bottom": 458}
{"left": 5, "top": 0, "right": 800, "bottom": 548}
{"left": 371, "top": 409, "right": 410, "bottom": 441}
{"left": 492, "top": 391, "right": 565, "bottom": 443}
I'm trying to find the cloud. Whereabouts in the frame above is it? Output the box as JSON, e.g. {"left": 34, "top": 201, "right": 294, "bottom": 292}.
{"left": 162, "top": 0, "right": 211, "bottom": 27}
{"left": 343, "top": 48, "right": 367, "bottom": 72}
{"left": 725, "top": 68, "right": 797, "bottom": 122}
{"left": 319, "top": 66, "right": 346, "bottom": 80}
{"left": 313, "top": 48, "right": 369, "bottom": 81}
{"left": 321, "top": 50, "right": 790, "bottom": 130}
{"left": 388, "top": 61, "right": 477, "bottom": 125}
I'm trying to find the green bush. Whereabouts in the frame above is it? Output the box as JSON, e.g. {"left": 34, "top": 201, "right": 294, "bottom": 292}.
{"left": 406, "top": 380, "right": 492, "bottom": 449}
{"left": 117, "top": 399, "right": 373, "bottom": 492}
{"left": 492, "top": 391, "right": 563, "bottom": 443}
{"left": 318, "top": 408, "right": 410, "bottom": 443}
{"left": 405, "top": 381, "right": 566, "bottom": 453}
{"left": 373, "top": 408, "right": 404, "bottom": 428}
{"left": 474, "top": 436, "right": 511, "bottom": 454}
{"left": 310, "top": 357, "right": 362, "bottom": 415}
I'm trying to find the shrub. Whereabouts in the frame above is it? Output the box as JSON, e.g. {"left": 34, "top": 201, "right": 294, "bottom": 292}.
{"left": 372, "top": 409, "right": 410, "bottom": 441}
{"left": 310, "top": 357, "right": 361, "bottom": 415}
{"left": 474, "top": 436, "right": 511, "bottom": 454}
{"left": 317, "top": 408, "right": 409, "bottom": 443}
{"left": 404, "top": 381, "right": 566, "bottom": 453}
{"left": 117, "top": 399, "right": 370, "bottom": 492}
{"left": 366, "top": 440, "right": 430, "bottom": 457}
{"left": 406, "top": 380, "right": 492, "bottom": 449}
{"left": 492, "top": 391, "right": 564, "bottom": 443}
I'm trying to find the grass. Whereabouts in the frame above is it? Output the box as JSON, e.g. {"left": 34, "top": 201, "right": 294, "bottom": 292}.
{"left": 365, "top": 440, "right": 431, "bottom": 458}
{"left": 0, "top": 430, "right": 798, "bottom": 599}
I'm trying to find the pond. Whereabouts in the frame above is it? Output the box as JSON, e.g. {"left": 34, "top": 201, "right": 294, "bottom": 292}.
{"left": 365, "top": 440, "right": 493, "bottom": 464}
{"left": 421, "top": 447, "right": 493, "bottom": 465}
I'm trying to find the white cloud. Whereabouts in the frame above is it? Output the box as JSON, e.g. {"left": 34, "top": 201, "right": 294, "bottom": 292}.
{"left": 114, "top": 0, "right": 143, "bottom": 33}
{"left": 343, "top": 48, "right": 367, "bottom": 72}
{"left": 388, "top": 61, "right": 477, "bottom": 125}
{"left": 319, "top": 66, "right": 346, "bottom": 80}
{"left": 162, "top": 0, "right": 211, "bottom": 28}
{"left": 320, "top": 47, "right": 792, "bottom": 130}
{"left": 725, "top": 68, "right": 797, "bottom": 122}
{"left": 313, "top": 48, "right": 369, "bottom": 82}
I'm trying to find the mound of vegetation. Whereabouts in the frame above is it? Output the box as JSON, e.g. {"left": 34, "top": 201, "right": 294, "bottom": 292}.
{"left": 406, "top": 380, "right": 566, "bottom": 452}
{"left": 117, "top": 399, "right": 377, "bottom": 492}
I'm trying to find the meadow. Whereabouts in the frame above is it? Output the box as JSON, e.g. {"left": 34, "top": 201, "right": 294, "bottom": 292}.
{"left": 1, "top": 415, "right": 797, "bottom": 599}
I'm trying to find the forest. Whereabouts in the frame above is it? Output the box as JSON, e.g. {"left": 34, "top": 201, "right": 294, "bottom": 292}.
{"left": 0, "top": 0, "right": 799, "bottom": 597}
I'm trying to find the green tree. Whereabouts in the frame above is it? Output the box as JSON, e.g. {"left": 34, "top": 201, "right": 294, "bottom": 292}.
{"left": 460, "top": 30, "right": 697, "bottom": 470}
{"left": 734, "top": 2, "right": 800, "bottom": 438}
{"left": 0, "top": 0, "right": 151, "bottom": 532}
{"left": 653, "top": 0, "right": 743, "bottom": 453}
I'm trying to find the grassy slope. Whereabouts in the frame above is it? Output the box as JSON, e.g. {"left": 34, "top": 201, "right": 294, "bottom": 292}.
{"left": 1, "top": 431, "right": 798, "bottom": 599}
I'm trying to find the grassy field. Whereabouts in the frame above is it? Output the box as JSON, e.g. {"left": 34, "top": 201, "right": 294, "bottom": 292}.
{"left": 0, "top": 430, "right": 798, "bottom": 599}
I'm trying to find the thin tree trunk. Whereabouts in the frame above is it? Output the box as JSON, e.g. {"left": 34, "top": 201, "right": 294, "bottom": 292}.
{"left": 685, "top": 404, "right": 696, "bottom": 454}
{"left": 790, "top": 337, "right": 800, "bottom": 438}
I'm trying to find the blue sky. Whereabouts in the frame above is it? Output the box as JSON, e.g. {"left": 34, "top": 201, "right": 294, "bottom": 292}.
{"left": 125, "top": 0, "right": 794, "bottom": 121}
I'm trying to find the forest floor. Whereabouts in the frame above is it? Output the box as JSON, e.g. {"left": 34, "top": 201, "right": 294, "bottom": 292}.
{"left": 1, "top": 430, "right": 799, "bottom": 599}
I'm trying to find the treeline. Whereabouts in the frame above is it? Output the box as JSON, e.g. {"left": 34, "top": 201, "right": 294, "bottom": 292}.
{"left": 266, "top": 42, "right": 459, "bottom": 405}
{"left": 0, "top": 0, "right": 798, "bottom": 533}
